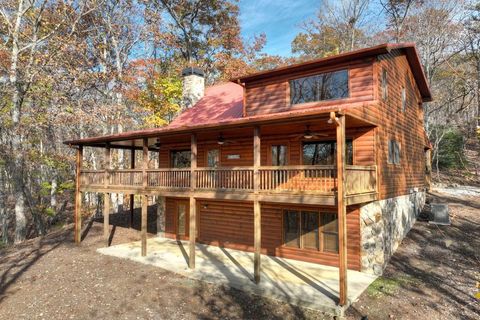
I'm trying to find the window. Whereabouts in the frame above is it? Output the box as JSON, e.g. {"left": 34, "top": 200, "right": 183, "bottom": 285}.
{"left": 271, "top": 145, "right": 287, "bottom": 166}
{"left": 170, "top": 150, "right": 191, "bottom": 168}
{"left": 388, "top": 140, "right": 401, "bottom": 164}
{"left": 283, "top": 210, "right": 338, "bottom": 253}
{"left": 302, "top": 211, "right": 319, "bottom": 250}
{"left": 290, "top": 70, "right": 349, "bottom": 105}
{"left": 284, "top": 210, "right": 300, "bottom": 248}
{"left": 381, "top": 68, "right": 388, "bottom": 100}
{"left": 303, "top": 140, "right": 353, "bottom": 165}
{"left": 322, "top": 213, "right": 338, "bottom": 252}
{"left": 207, "top": 149, "right": 220, "bottom": 167}
{"left": 401, "top": 87, "right": 406, "bottom": 112}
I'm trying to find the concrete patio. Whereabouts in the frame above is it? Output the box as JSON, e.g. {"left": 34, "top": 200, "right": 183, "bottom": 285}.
{"left": 97, "top": 238, "right": 377, "bottom": 316}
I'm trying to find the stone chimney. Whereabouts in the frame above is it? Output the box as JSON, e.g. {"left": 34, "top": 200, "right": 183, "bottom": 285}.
{"left": 181, "top": 67, "right": 205, "bottom": 109}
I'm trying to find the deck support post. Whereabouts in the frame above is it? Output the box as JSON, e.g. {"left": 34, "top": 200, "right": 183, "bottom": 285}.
{"left": 156, "top": 143, "right": 166, "bottom": 237}
{"left": 103, "top": 143, "right": 111, "bottom": 247}
{"left": 333, "top": 112, "right": 348, "bottom": 306}
{"left": 141, "top": 195, "right": 148, "bottom": 256}
{"left": 141, "top": 138, "right": 148, "bottom": 256}
{"left": 130, "top": 148, "right": 135, "bottom": 228}
{"left": 189, "top": 133, "right": 197, "bottom": 269}
{"left": 74, "top": 146, "right": 83, "bottom": 245}
{"left": 253, "top": 126, "right": 261, "bottom": 283}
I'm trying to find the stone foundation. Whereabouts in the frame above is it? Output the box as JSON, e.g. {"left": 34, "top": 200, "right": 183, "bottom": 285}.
{"left": 360, "top": 190, "right": 426, "bottom": 275}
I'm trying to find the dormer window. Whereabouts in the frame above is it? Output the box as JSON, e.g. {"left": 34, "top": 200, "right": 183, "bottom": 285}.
{"left": 290, "top": 70, "right": 349, "bottom": 105}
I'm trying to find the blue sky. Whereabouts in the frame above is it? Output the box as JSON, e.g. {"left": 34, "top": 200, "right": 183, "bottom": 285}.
{"left": 238, "top": 0, "right": 320, "bottom": 57}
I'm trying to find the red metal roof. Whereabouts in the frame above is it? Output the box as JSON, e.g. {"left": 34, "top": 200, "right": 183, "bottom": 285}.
{"left": 64, "top": 43, "right": 432, "bottom": 146}
{"left": 168, "top": 82, "right": 244, "bottom": 128}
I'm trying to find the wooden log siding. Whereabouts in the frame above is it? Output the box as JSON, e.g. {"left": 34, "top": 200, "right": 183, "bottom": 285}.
{"left": 164, "top": 199, "right": 362, "bottom": 270}
{"left": 244, "top": 60, "right": 374, "bottom": 116}
{"left": 347, "top": 50, "right": 428, "bottom": 199}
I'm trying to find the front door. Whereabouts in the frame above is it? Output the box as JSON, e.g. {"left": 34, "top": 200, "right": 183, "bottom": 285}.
{"left": 176, "top": 200, "right": 189, "bottom": 239}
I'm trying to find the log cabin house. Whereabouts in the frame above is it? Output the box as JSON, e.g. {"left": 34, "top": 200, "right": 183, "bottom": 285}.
{"left": 65, "top": 43, "right": 432, "bottom": 306}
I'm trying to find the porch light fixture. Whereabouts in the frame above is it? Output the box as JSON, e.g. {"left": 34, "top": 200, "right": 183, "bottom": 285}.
{"left": 217, "top": 134, "right": 225, "bottom": 145}
{"left": 328, "top": 111, "right": 340, "bottom": 126}
{"left": 303, "top": 125, "right": 313, "bottom": 139}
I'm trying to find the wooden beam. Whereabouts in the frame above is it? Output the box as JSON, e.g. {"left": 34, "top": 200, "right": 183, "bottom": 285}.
{"left": 336, "top": 114, "right": 348, "bottom": 306}
{"left": 156, "top": 143, "right": 165, "bottom": 237}
{"left": 130, "top": 148, "right": 135, "bottom": 228}
{"left": 74, "top": 146, "right": 83, "bottom": 245}
{"left": 253, "top": 126, "right": 261, "bottom": 283}
{"left": 141, "top": 195, "right": 147, "bottom": 256}
{"left": 189, "top": 133, "right": 197, "bottom": 269}
{"left": 141, "top": 138, "right": 148, "bottom": 256}
{"left": 104, "top": 143, "right": 111, "bottom": 247}
{"left": 189, "top": 196, "right": 196, "bottom": 268}
{"left": 253, "top": 126, "right": 261, "bottom": 192}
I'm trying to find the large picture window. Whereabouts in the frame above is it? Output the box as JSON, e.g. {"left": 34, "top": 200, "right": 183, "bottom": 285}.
{"left": 170, "top": 150, "right": 191, "bottom": 168}
{"left": 283, "top": 210, "right": 338, "bottom": 253}
{"left": 290, "top": 70, "right": 349, "bottom": 105}
{"left": 303, "top": 140, "right": 353, "bottom": 165}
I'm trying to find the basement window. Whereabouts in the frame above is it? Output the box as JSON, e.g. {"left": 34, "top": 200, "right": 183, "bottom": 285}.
{"left": 290, "top": 70, "right": 349, "bottom": 105}
{"left": 283, "top": 210, "right": 338, "bottom": 253}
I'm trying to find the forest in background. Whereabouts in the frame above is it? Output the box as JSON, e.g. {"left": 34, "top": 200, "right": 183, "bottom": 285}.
{"left": 0, "top": 0, "right": 479, "bottom": 244}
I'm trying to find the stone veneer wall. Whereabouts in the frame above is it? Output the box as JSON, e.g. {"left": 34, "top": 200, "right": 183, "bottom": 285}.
{"left": 360, "top": 191, "right": 426, "bottom": 275}
{"left": 182, "top": 74, "right": 204, "bottom": 109}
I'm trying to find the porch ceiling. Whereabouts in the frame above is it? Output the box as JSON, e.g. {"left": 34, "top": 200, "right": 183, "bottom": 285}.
{"left": 64, "top": 112, "right": 376, "bottom": 150}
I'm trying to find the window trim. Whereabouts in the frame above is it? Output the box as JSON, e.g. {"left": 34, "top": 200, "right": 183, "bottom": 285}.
{"left": 281, "top": 208, "right": 339, "bottom": 253}
{"left": 288, "top": 68, "right": 350, "bottom": 106}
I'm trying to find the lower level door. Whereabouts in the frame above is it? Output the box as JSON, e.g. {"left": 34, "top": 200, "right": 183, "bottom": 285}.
{"left": 176, "top": 200, "right": 189, "bottom": 239}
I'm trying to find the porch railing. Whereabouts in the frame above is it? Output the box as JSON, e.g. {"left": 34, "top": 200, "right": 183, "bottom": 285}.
{"left": 196, "top": 167, "right": 254, "bottom": 190}
{"left": 259, "top": 165, "right": 337, "bottom": 193}
{"left": 79, "top": 165, "right": 377, "bottom": 195}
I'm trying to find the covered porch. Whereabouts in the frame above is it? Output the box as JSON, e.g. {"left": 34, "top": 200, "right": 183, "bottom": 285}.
{"left": 68, "top": 110, "right": 378, "bottom": 307}
{"left": 97, "top": 237, "right": 377, "bottom": 316}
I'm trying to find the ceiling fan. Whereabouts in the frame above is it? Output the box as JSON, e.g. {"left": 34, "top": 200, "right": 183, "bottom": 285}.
{"left": 216, "top": 133, "right": 239, "bottom": 145}
{"left": 292, "top": 125, "right": 329, "bottom": 140}
{"left": 149, "top": 138, "right": 161, "bottom": 149}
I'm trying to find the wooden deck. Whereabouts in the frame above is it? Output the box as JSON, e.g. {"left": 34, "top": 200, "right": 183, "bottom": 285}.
{"left": 79, "top": 165, "right": 377, "bottom": 206}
